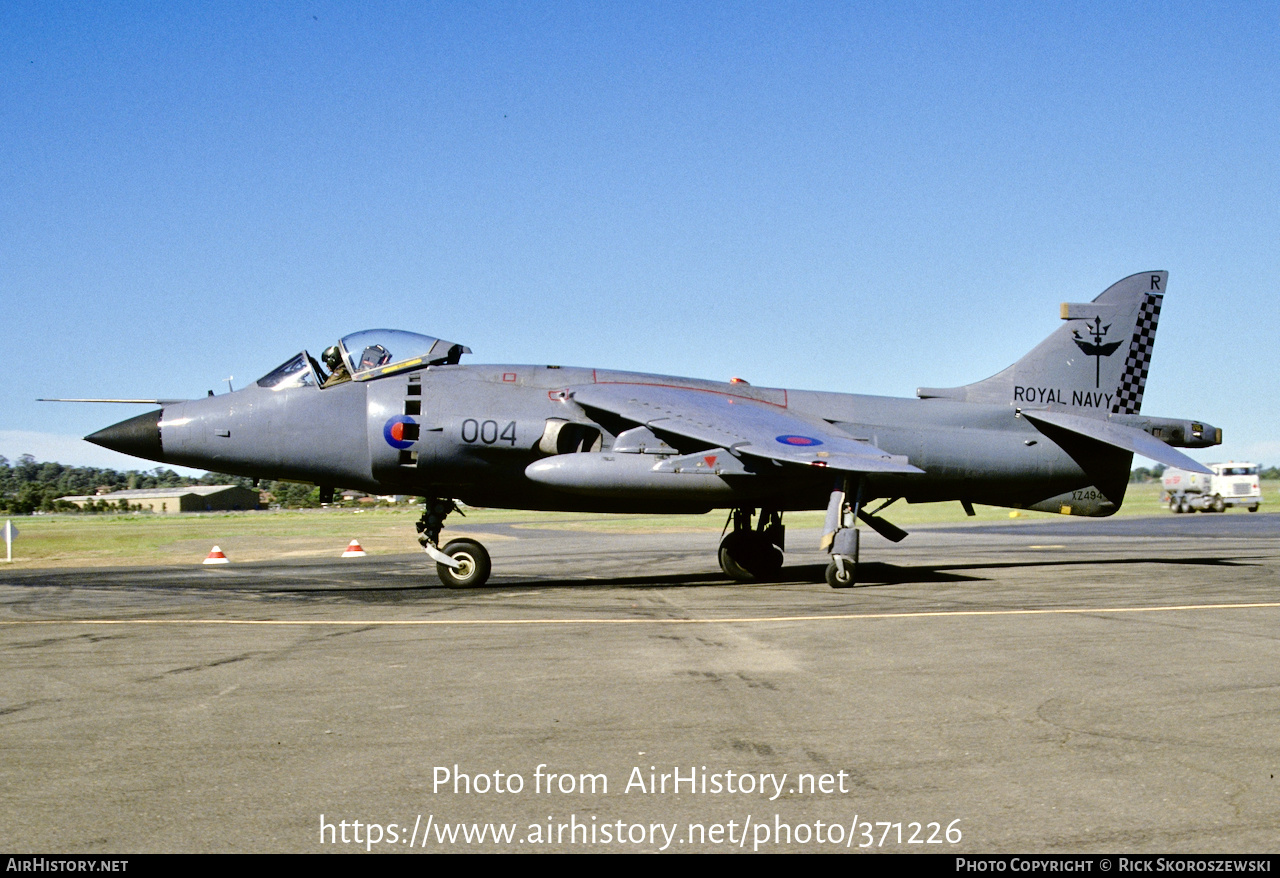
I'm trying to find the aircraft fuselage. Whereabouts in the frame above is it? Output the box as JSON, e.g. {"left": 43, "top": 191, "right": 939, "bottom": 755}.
{"left": 117, "top": 362, "right": 1127, "bottom": 517}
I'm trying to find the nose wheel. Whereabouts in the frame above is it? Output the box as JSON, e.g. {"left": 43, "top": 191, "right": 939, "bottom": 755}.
{"left": 436, "top": 539, "right": 492, "bottom": 588}
{"left": 416, "top": 499, "right": 493, "bottom": 588}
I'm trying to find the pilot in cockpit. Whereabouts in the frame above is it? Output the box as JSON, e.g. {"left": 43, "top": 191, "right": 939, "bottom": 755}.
{"left": 320, "top": 345, "right": 351, "bottom": 388}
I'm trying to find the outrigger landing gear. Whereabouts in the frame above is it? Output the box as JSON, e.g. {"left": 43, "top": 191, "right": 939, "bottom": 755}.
{"left": 820, "top": 480, "right": 911, "bottom": 587}
{"left": 823, "top": 478, "right": 861, "bottom": 588}
{"left": 718, "top": 507, "right": 785, "bottom": 582}
{"left": 416, "top": 498, "right": 492, "bottom": 588}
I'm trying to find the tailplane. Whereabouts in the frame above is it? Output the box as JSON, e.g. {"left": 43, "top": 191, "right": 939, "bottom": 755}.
{"left": 917, "top": 271, "right": 1166, "bottom": 416}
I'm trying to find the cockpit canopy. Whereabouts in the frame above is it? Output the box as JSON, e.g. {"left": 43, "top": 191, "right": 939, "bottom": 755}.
{"left": 336, "top": 329, "right": 471, "bottom": 379}
{"left": 256, "top": 330, "right": 470, "bottom": 390}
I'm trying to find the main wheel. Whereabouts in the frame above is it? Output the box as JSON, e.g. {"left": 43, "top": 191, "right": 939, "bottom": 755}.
{"left": 718, "top": 532, "right": 784, "bottom": 582}
{"left": 436, "top": 539, "right": 492, "bottom": 588}
{"left": 825, "top": 559, "right": 855, "bottom": 588}
{"left": 1169, "top": 497, "right": 1180, "bottom": 513}
{"left": 1212, "top": 494, "right": 1225, "bottom": 513}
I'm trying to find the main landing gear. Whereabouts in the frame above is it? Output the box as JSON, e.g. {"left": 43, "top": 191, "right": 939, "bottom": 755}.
{"left": 718, "top": 508, "right": 785, "bottom": 582}
{"left": 416, "top": 499, "right": 492, "bottom": 588}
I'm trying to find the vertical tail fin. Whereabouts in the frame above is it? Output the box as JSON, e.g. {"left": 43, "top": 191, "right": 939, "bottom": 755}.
{"left": 917, "top": 271, "right": 1166, "bottom": 417}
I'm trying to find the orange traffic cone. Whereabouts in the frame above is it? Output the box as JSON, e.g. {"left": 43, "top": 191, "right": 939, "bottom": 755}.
{"left": 203, "top": 546, "right": 230, "bottom": 565}
{"left": 342, "top": 539, "right": 367, "bottom": 558}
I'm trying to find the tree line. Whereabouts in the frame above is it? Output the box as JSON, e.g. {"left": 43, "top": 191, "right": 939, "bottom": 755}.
{"left": 0, "top": 455, "right": 340, "bottom": 514}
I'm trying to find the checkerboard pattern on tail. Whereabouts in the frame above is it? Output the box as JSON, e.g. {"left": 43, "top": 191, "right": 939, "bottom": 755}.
{"left": 1111, "top": 293, "right": 1162, "bottom": 415}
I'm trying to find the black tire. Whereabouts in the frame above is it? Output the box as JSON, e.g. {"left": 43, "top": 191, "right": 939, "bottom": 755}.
{"left": 1249, "top": 505, "right": 1259, "bottom": 513}
{"left": 436, "top": 539, "right": 492, "bottom": 588}
{"left": 825, "top": 559, "right": 856, "bottom": 588}
{"left": 718, "top": 532, "right": 783, "bottom": 582}
{"left": 1212, "top": 495, "right": 1225, "bottom": 513}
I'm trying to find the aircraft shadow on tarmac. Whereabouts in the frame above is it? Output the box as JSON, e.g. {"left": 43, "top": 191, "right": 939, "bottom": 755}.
{"left": 285, "top": 554, "right": 1256, "bottom": 595}
{"left": 261, "top": 562, "right": 971, "bottom": 593}
{"left": 0, "top": 555, "right": 1256, "bottom": 601}
{"left": 479, "top": 555, "right": 1258, "bottom": 591}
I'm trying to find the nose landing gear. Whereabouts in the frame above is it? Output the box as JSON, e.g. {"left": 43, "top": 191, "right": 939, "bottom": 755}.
{"left": 436, "top": 539, "right": 491, "bottom": 588}
{"left": 416, "top": 499, "right": 492, "bottom": 588}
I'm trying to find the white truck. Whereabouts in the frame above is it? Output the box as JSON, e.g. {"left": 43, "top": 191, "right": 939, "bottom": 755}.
{"left": 1163, "top": 462, "right": 1262, "bottom": 513}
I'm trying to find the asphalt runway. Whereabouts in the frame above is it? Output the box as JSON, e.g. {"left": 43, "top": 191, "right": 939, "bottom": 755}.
{"left": 1, "top": 514, "right": 1278, "bottom": 853}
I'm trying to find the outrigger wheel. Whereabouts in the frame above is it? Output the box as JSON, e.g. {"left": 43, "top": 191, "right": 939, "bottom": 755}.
{"left": 416, "top": 498, "right": 493, "bottom": 588}
{"left": 825, "top": 556, "right": 855, "bottom": 588}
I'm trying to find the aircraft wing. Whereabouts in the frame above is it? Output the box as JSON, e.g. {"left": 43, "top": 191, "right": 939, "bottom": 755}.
{"left": 568, "top": 383, "right": 923, "bottom": 474}
{"left": 1021, "top": 409, "right": 1212, "bottom": 474}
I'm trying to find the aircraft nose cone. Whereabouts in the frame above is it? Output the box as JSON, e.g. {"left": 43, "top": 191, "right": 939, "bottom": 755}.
{"left": 86, "top": 410, "right": 164, "bottom": 462}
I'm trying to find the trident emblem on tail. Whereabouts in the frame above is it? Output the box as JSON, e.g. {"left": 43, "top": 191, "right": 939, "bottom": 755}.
{"left": 1072, "top": 316, "right": 1123, "bottom": 388}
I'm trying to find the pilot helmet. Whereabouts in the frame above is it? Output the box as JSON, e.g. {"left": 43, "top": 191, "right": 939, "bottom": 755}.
{"left": 322, "top": 346, "right": 343, "bottom": 371}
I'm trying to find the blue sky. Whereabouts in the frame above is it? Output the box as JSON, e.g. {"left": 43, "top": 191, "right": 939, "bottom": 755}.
{"left": 2, "top": 2, "right": 1277, "bottom": 473}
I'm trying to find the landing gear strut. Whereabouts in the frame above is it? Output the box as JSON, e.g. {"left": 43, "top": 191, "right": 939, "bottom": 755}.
{"left": 718, "top": 508, "right": 785, "bottom": 582}
{"left": 416, "top": 498, "right": 492, "bottom": 588}
{"left": 823, "top": 477, "right": 862, "bottom": 588}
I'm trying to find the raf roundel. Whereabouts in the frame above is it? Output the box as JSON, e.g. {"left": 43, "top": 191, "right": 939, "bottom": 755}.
{"left": 776, "top": 434, "right": 823, "bottom": 447}
{"left": 383, "top": 416, "right": 417, "bottom": 450}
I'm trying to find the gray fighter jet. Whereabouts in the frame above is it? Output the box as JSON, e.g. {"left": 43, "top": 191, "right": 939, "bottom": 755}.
{"left": 76, "top": 271, "right": 1219, "bottom": 588}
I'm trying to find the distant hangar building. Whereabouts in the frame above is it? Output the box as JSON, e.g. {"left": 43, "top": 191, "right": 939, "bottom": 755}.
{"left": 59, "top": 485, "right": 260, "bottom": 513}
